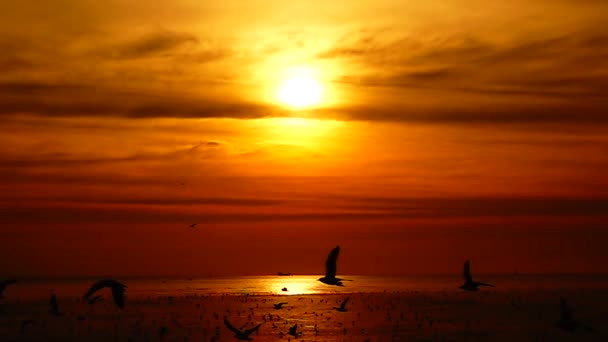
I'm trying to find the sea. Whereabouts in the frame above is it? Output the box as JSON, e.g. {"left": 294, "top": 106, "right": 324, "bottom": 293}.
{"left": 5, "top": 274, "right": 608, "bottom": 301}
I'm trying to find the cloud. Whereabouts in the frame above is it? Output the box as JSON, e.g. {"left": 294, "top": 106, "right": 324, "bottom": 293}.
{"left": 109, "top": 31, "right": 199, "bottom": 59}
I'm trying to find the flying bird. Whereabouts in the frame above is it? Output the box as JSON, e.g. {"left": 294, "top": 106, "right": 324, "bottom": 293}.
{"left": 556, "top": 298, "right": 596, "bottom": 333}
{"left": 459, "top": 260, "right": 494, "bottom": 291}
{"left": 0, "top": 278, "right": 17, "bottom": 297}
{"left": 288, "top": 323, "right": 302, "bottom": 338}
{"left": 273, "top": 302, "right": 288, "bottom": 310}
{"left": 224, "top": 317, "right": 261, "bottom": 340}
{"left": 318, "top": 245, "right": 350, "bottom": 286}
{"left": 189, "top": 223, "right": 198, "bottom": 228}
{"left": 49, "top": 294, "right": 62, "bottom": 316}
{"left": 334, "top": 297, "right": 350, "bottom": 312}
{"left": 84, "top": 279, "right": 127, "bottom": 309}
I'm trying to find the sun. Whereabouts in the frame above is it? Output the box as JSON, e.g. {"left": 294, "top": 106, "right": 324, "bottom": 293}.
{"left": 276, "top": 67, "right": 323, "bottom": 109}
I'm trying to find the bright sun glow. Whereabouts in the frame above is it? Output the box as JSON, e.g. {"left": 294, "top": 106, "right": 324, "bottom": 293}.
{"left": 276, "top": 67, "right": 323, "bottom": 109}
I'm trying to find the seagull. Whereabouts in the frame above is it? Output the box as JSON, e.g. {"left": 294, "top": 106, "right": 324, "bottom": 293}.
{"left": 87, "top": 295, "right": 103, "bottom": 305}
{"left": 288, "top": 323, "right": 302, "bottom": 338}
{"left": 0, "top": 278, "right": 17, "bottom": 297}
{"left": 334, "top": 297, "right": 350, "bottom": 312}
{"left": 556, "top": 298, "right": 596, "bottom": 333}
{"left": 224, "top": 317, "right": 261, "bottom": 340}
{"left": 318, "top": 245, "right": 350, "bottom": 286}
{"left": 189, "top": 223, "right": 198, "bottom": 228}
{"left": 49, "top": 294, "right": 62, "bottom": 316}
{"left": 459, "top": 260, "right": 494, "bottom": 291}
{"left": 84, "top": 279, "right": 127, "bottom": 309}
{"left": 273, "top": 302, "right": 288, "bottom": 310}
{"left": 281, "top": 287, "right": 288, "bottom": 292}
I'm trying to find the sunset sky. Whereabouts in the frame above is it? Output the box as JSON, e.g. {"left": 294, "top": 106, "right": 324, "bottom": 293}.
{"left": 1, "top": 0, "right": 607, "bottom": 277}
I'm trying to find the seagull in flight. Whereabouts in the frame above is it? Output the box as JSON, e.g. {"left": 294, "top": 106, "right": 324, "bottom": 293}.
{"left": 273, "top": 302, "right": 288, "bottom": 310}
{"left": 318, "top": 245, "right": 350, "bottom": 286}
{"left": 556, "top": 298, "right": 596, "bottom": 333}
{"left": 0, "top": 278, "right": 16, "bottom": 297}
{"left": 84, "top": 279, "right": 127, "bottom": 309}
{"left": 224, "top": 317, "right": 261, "bottom": 340}
{"left": 189, "top": 223, "right": 198, "bottom": 228}
{"left": 49, "top": 294, "right": 62, "bottom": 316}
{"left": 334, "top": 297, "right": 350, "bottom": 312}
{"left": 459, "top": 260, "right": 494, "bottom": 291}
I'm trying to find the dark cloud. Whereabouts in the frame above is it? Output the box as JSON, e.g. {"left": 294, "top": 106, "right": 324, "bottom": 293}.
{"left": 1, "top": 196, "right": 607, "bottom": 224}
{"left": 322, "top": 28, "right": 608, "bottom": 101}
{"left": 0, "top": 81, "right": 283, "bottom": 119}
{"left": 102, "top": 31, "right": 199, "bottom": 59}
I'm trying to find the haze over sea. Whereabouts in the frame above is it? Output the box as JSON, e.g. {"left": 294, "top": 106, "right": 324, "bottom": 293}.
{"left": 9, "top": 275, "right": 608, "bottom": 300}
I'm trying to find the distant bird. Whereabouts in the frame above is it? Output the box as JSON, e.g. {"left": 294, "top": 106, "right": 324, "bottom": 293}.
{"left": 281, "top": 287, "right": 288, "bottom": 292}
{"left": 224, "top": 317, "right": 261, "bottom": 340}
{"left": 0, "top": 278, "right": 17, "bottom": 297}
{"left": 288, "top": 323, "right": 302, "bottom": 338}
{"left": 87, "top": 295, "right": 103, "bottom": 305}
{"left": 334, "top": 297, "right": 350, "bottom": 312}
{"left": 556, "top": 298, "right": 596, "bottom": 333}
{"left": 318, "top": 245, "right": 349, "bottom": 286}
{"left": 84, "top": 279, "right": 127, "bottom": 309}
{"left": 459, "top": 260, "right": 494, "bottom": 291}
{"left": 49, "top": 294, "right": 62, "bottom": 316}
{"left": 273, "top": 302, "right": 288, "bottom": 310}
{"left": 189, "top": 223, "right": 198, "bottom": 228}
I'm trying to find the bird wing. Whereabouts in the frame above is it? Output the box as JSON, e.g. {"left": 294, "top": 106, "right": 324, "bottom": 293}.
{"left": 463, "top": 260, "right": 472, "bottom": 283}
{"left": 111, "top": 283, "right": 126, "bottom": 309}
{"left": 243, "top": 323, "right": 261, "bottom": 336}
{"left": 84, "top": 279, "right": 112, "bottom": 299}
{"left": 224, "top": 317, "right": 242, "bottom": 335}
{"left": 325, "top": 246, "right": 340, "bottom": 278}
{"left": 0, "top": 278, "right": 17, "bottom": 293}
{"left": 341, "top": 297, "right": 350, "bottom": 309}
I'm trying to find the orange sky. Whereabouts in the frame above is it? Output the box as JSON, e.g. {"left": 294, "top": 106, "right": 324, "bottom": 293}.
{"left": 1, "top": 0, "right": 607, "bottom": 277}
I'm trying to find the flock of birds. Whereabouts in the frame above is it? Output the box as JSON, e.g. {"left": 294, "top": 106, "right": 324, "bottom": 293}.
{"left": 0, "top": 245, "right": 599, "bottom": 340}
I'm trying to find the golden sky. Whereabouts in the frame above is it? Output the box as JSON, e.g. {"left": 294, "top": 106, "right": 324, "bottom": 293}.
{"left": 1, "top": 0, "right": 607, "bottom": 276}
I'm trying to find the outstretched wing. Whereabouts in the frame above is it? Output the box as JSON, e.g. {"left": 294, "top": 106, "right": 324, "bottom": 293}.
{"left": 0, "top": 278, "right": 17, "bottom": 293}
{"left": 111, "top": 284, "right": 126, "bottom": 309}
{"left": 325, "top": 246, "right": 340, "bottom": 278}
{"left": 244, "top": 323, "right": 261, "bottom": 336}
{"left": 224, "top": 317, "right": 241, "bottom": 335}
{"left": 463, "top": 260, "right": 472, "bottom": 283}
{"left": 84, "top": 279, "right": 109, "bottom": 299}
{"left": 340, "top": 297, "right": 350, "bottom": 310}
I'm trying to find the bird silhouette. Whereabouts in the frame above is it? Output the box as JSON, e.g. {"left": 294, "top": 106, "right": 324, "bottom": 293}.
{"left": 318, "top": 245, "right": 350, "bottom": 286}
{"left": 189, "top": 223, "right": 197, "bottom": 228}
{"left": 273, "top": 302, "right": 288, "bottom": 310}
{"left": 224, "top": 317, "right": 261, "bottom": 340}
{"left": 84, "top": 279, "right": 127, "bottom": 309}
{"left": 334, "top": 297, "right": 350, "bottom": 312}
{"left": 0, "top": 278, "right": 17, "bottom": 297}
{"left": 288, "top": 323, "right": 302, "bottom": 338}
{"left": 49, "top": 294, "right": 62, "bottom": 316}
{"left": 556, "top": 298, "right": 596, "bottom": 333}
{"left": 459, "top": 260, "right": 494, "bottom": 291}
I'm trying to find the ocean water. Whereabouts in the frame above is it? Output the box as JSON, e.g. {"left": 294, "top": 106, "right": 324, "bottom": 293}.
{"left": 5, "top": 274, "right": 608, "bottom": 301}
